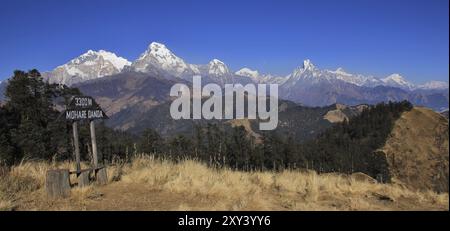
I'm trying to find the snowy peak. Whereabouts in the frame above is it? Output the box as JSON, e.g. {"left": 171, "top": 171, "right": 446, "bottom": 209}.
{"left": 333, "top": 67, "right": 351, "bottom": 76}
{"left": 289, "top": 59, "right": 321, "bottom": 79}
{"left": 417, "top": 81, "right": 449, "bottom": 90}
{"left": 132, "top": 42, "right": 192, "bottom": 76}
{"left": 69, "top": 49, "right": 130, "bottom": 70}
{"left": 207, "top": 59, "right": 230, "bottom": 76}
{"left": 302, "top": 59, "right": 316, "bottom": 71}
{"left": 146, "top": 42, "right": 176, "bottom": 61}
{"left": 97, "top": 50, "right": 131, "bottom": 70}
{"left": 209, "top": 59, "right": 226, "bottom": 66}
{"left": 235, "top": 67, "right": 261, "bottom": 83}
{"left": 382, "top": 73, "right": 405, "bottom": 82}
{"left": 284, "top": 61, "right": 419, "bottom": 90}
{"left": 294, "top": 59, "right": 318, "bottom": 75}
{"left": 327, "top": 68, "right": 381, "bottom": 87}
{"left": 130, "top": 42, "right": 234, "bottom": 84}
{"left": 149, "top": 42, "right": 167, "bottom": 51}
{"left": 235, "top": 68, "right": 260, "bottom": 79}
{"left": 381, "top": 73, "right": 414, "bottom": 90}
{"left": 43, "top": 49, "right": 130, "bottom": 86}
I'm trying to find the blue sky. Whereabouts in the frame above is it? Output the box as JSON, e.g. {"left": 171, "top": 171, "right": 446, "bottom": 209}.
{"left": 0, "top": 0, "right": 448, "bottom": 84}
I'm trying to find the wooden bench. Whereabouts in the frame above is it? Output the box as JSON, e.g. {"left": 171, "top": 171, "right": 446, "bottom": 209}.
{"left": 68, "top": 166, "right": 108, "bottom": 186}
{"left": 45, "top": 166, "right": 108, "bottom": 198}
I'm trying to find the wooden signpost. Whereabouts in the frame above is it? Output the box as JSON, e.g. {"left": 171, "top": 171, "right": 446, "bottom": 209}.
{"left": 65, "top": 97, "right": 107, "bottom": 163}
{"left": 66, "top": 96, "right": 108, "bottom": 186}
{"left": 45, "top": 96, "right": 108, "bottom": 197}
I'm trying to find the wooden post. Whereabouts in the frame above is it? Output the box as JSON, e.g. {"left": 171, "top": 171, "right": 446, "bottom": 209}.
{"left": 72, "top": 121, "right": 81, "bottom": 173}
{"left": 78, "top": 170, "right": 90, "bottom": 187}
{"left": 90, "top": 120, "right": 98, "bottom": 168}
{"left": 90, "top": 120, "right": 107, "bottom": 185}
{"left": 45, "top": 169, "right": 71, "bottom": 198}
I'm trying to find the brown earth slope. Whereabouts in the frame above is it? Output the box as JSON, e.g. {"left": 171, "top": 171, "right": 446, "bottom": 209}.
{"left": 379, "top": 107, "right": 449, "bottom": 192}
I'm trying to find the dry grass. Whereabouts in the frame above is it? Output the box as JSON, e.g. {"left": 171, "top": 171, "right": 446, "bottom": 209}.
{"left": 0, "top": 155, "right": 448, "bottom": 211}
{"left": 381, "top": 107, "right": 449, "bottom": 192}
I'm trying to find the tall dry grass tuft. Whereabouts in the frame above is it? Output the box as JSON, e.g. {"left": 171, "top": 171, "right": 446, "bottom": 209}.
{"left": 0, "top": 159, "right": 97, "bottom": 210}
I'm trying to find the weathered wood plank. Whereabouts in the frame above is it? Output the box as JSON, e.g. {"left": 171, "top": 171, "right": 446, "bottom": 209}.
{"left": 72, "top": 122, "right": 81, "bottom": 173}
{"left": 69, "top": 168, "right": 93, "bottom": 175}
{"left": 45, "top": 169, "right": 71, "bottom": 198}
{"left": 90, "top": 120, "right": 98, "bottom": 168}
{"left": 77, "top": 171, "right": 90, "bottom": 187}
{"left": 95, "top": 167, "right": 108, "bottom": 185}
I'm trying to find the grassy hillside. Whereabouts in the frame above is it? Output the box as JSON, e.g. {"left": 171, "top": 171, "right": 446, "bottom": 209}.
{"left": 380, "top": 107, "right": 449, "bottom": 192}
{"left": 0, "top": 156, "right": 448, "bottom": 211}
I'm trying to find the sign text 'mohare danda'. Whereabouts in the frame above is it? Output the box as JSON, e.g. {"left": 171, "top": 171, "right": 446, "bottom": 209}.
{"left": 65, "top": 96, "right": 107, "bottom": 121}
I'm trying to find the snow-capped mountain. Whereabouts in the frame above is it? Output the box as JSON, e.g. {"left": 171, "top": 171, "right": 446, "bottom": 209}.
{"left": 235, "top": 67, "right": 259, "bottom": 80}
{"left": 3, "top": 40, "right": 444, "bottom": 93}
{"left": 129, "top": 42, "right": 237, "bottom": 85}
{"left": 3, "top": 41, "right": 446, "bottom": 110}
{"left": 43, "top": 50, "right": 130, "bottom": 86}
{"left": 416, "top": 81, "right": 449, "bottom": 90}
{"left": 381, "top": 74, "right": 414, "bottom": 90}
{"left": 195, "top": 59, "right": 234, "bottom": 85}
{"left": 40, "top": 41, "right": 445, "bottom": 93}
{"left": 235, "top": 67, "right": 286, "bottom": 84}
{"left": 277, "top": 59, "right": 422, "bottom": 91}
{"left": 267, "top": 59, "right": 448, "bottom": 109}
{"left": 130, "top": 42, "right": 198, "bottom": 77}
{"left": 280, "top": 59, "right": 381, "bottom": 87}
{"left": 206, "top": 59, "right": 230, "bottom": 76}
{"left": 327, "top": 68, "right": 382, "bottom": 87}
{"left": 282, "top": 59, "right": 338, "bottom": 87}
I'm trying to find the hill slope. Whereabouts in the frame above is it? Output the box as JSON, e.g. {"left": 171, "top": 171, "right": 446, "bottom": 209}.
{"left": 379, "top": 107, "right": 449, "bottom": 192}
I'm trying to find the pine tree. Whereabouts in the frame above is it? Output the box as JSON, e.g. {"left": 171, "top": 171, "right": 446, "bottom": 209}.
{"left": 138, "top": 128, "right": 162, "bottom": 154}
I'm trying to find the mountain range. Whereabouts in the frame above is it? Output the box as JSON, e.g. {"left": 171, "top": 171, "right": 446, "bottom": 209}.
{"left": 39, "top": 42, "right": 448, "bottom": 90}
{"left": 0, "top": 42, "right": 448, "bottom": 111}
